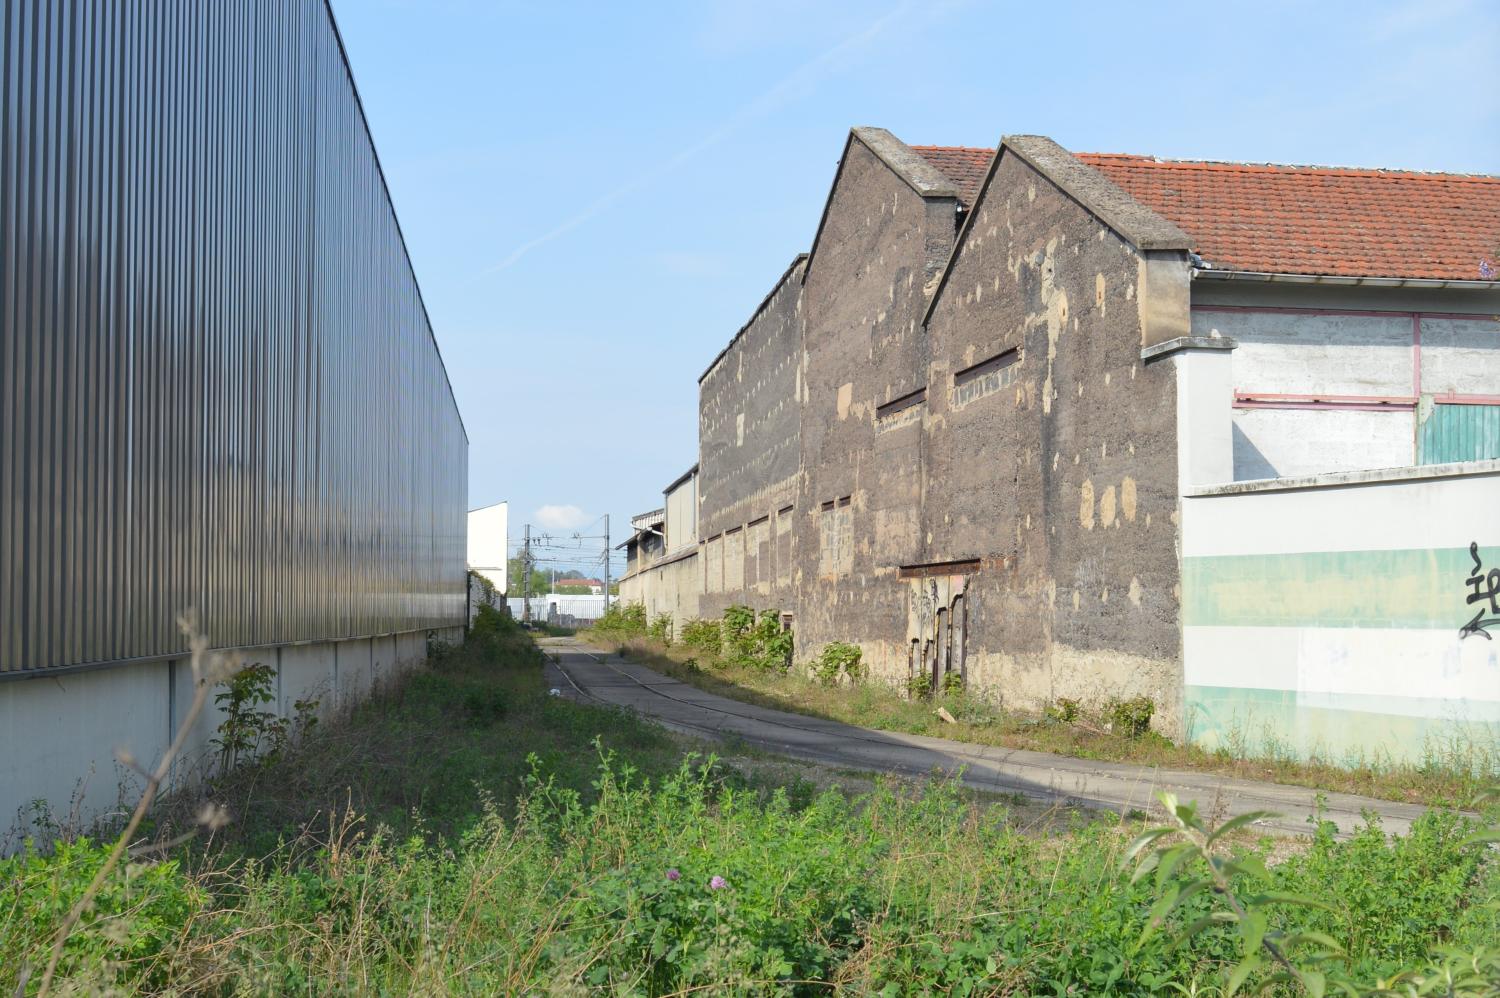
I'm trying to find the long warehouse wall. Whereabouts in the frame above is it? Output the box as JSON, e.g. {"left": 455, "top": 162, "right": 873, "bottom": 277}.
{"left": 0, "top": 0, "right": 468, "bottom": 677}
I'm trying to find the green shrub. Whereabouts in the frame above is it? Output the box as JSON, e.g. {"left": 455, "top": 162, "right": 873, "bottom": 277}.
{"left": 1046, "top": 697, "right": 1082, "bottom": 724}
{"left": 811, "top": 642, "right": 863, "bottom": 686}
{"left": 905, "top": 673, "right": 931, "bottom": 701}
{"left": 594, "top": 601, "right": 648, "bottom": 638}
{"left": 680, "top": 618, "right": 722, "bottom": 656}
{"left": 0, "top": 839, "right": 203, "bottom": 991}
{"left": 719, "top": 608, "right": 794, "bottom": 673}
{"left": 1110, "top": 696, "right": 1155, "bottom": 738}
{"left": 212, "top": 663, "right": 319, "bottom": 770}
{"left": 648, "top": 612, "right": 674, "bottom": 646}
{"left": 753, "top": 611, "right": 794, "bottom": 673}
{"left": 721, "top": 605, "right": 757, "bottom": 665}
{"left": 940, "top": 671, "right": 964, "bottom": 698}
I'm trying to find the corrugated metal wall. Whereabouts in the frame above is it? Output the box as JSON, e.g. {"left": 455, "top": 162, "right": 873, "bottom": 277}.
{"left": 1419, "top": 404, "right": 1500, "bottom": 465}
{"left": 0, "top": 0, "right": 468, "bottom": 675}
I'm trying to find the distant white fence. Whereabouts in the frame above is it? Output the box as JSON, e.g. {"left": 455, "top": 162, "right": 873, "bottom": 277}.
{"left": 505, "top": 594, "right": 607, "bottom": 627}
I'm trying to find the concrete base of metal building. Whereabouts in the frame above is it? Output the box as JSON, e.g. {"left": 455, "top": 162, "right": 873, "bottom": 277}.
{"left": 0, "top": 626, "right": 462, "bottom": 852}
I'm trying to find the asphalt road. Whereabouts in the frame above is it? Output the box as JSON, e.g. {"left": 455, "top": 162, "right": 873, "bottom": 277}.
{"left": 542, "top": 637, "right": 1434, "bottom": 838}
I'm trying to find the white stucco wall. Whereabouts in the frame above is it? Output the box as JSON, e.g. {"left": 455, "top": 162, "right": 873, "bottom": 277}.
{"left": 664, "top": 472, "right": 698, "bottom": 554}
{"left": 1180, "top": 461, "right": 1500, "bottom": 764}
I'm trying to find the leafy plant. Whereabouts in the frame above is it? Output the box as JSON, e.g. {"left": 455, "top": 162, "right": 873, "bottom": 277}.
{"left": 905, "top": 673, "right": 931, "bottom": 701}
{"left": 1125, "top": 791, "right": 1500, "bottom": 996}
{"left": 1047, "top": 697, "right": 1082, "bottom": 724}
{"left": 940, "top": 671, "right": 964, "bottom": 698}
{"left": 721, "top": 605, "right": 757, "bottom": 665}
{"left": 680, "top": 618, "right": 722, "bottom": 655}
{"left": 754, "top": 611, "right": 794, "bottom": 673}
{"left": 648, "top": 612, "right": 674, "bottom": 646}
{"left": 212, "top": 663, "right": 320, "bottom": 772}
{"left": 1111, "top": 696, "right": 1155, "bottom": 738}
{"left": 811, "top": 642, "right": 863, "bottom": 686}
{"left": 594, "top": 601, "right": 648, "bottom": 638}
{"left": 212, "top": 664, "right": 279, "bottom": 770}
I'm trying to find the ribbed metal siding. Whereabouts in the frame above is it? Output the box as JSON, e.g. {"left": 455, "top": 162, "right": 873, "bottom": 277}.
{"left": 1418, "top": 403, "right": 1500, "bottom": 465}
{"left": 0, "top": 0, "right": 468, "bottom": 675}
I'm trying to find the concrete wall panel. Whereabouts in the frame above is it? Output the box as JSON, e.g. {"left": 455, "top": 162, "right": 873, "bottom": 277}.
{"left": 1421, "top": 316, "right": 1500, "bottom": 396}
{"left": 1233, "top": 409, "right": 1414, "bottom": 480}
{"left": 1192, "top": 310, "right": 1415, "bottom": 396}
{"left": 1181, "top": 463, "right": 1500, "bottom": 763}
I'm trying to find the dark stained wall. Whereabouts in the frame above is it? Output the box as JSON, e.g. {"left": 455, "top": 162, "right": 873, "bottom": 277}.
{"left": 698, "top": 257, "right": 805, "bottom": 615}
{"left": 0, "top": 0, "right": 467, "bottom": 674}
{"left": 923, "top": 149, "right": 1185, "bottom": 728}
{"left": 795, "top": 135, "right": 962, "bottom": 673}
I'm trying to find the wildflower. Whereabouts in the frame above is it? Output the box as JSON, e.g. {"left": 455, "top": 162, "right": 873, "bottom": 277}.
{"left": 665, "top": 868, "right": 680, "bottom": 881}
{"left": 709, "top": 875, "right": 728, "bottom": 890}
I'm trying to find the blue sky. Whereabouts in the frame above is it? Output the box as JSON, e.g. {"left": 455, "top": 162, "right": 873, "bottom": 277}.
{"left": 331, "top": 0, "right": 1499, "bottom": 575}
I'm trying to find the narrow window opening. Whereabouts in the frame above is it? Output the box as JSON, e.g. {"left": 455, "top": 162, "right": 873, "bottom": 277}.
{"left": 875, "top": 386, "right": 926, "bottom": 420}
{"left": 954, "top": 347, "right": 1019, "bottom": 387}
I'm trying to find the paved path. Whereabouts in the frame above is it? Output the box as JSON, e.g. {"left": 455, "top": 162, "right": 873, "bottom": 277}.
{"left": 542, "top": 638, "right": 1433, "bottom": 838}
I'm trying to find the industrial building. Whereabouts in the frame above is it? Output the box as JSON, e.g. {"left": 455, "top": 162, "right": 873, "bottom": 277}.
{"left": 0, "top": 1, "right": 467, "bottom": 836}
{"left": 620, "top": 125, "right": 1500, "bottom": 763}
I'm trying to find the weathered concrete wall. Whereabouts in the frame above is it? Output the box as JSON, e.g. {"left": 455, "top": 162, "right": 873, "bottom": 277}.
{"left": 1189, "top": 283, "right": 1500, "bottom": 479}
{"left": 697, "top": 257, "right": 807, "bottom": 620}
{"left": 1181, "top": 461, "right": 1500, "bottom": 764}
{"left": 618, "top": 551, "right": 701, "bottom": 628}
{"left": 1, "top": 628, "right": 441, "bottom": 849}
{"left": 795, "top": 135, "right": 962, "bottom": 674}
{"left": 923, "top": 148, "right": 1187, "bottom": 730}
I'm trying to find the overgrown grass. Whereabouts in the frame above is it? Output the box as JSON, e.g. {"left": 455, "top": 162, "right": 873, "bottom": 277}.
{"left": 596, "top": 634, "right": 1500, "bottom": 807}
{"left": 2, "top": 610, "right": 1494, "bottom": 994}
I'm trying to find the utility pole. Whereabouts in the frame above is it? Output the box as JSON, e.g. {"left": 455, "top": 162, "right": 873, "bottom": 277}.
{"left": 602, "top": 514, "right": 610, "bottom": 615}
{"left": 521, "top": 524, "right": 533, "bottom": 623}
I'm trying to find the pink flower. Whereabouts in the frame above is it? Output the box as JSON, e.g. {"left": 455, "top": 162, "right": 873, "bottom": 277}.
{"left": 709, "top": 875, "right": 728, "bottom": 890}
{"left": 665, "top": 868, "right": 680, "bottom": 881}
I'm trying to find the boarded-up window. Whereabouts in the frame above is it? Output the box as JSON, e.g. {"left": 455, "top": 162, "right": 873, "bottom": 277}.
{"left": 775, "top": 505, "right": 794, "bottom": 585}
{"left": 819, "top": 497, "right": 853, "bottom": 578}
{"left": 875, "top": 387, "right": 926, "bottom": 431}
{"left": 724, "top": 526, "right": 744, "bottom": 592}
{"left": 747, "top": 517, "right": 771, "bottom": 593}
{"left": 952, "top": 347, "right": 1020, "bottom": 408}
{"left": 704, "top": 535, "right": 723, "bottom": 593}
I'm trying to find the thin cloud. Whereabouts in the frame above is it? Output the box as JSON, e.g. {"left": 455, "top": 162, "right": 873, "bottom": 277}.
{"left": 482, "top": 1, "right": 915, "bottom": 274}
{"left": 534, "top": 504, "right": 591, "bottom": 530}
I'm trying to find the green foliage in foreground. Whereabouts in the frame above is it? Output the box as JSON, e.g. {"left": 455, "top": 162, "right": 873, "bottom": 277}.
{"left": 1, "top": 611, "right": 1495, "bottom": 995}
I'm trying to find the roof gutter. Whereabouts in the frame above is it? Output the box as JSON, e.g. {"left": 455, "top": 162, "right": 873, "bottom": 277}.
{"left": 1192, "top": 268, "right": 1500, "bottom": 292}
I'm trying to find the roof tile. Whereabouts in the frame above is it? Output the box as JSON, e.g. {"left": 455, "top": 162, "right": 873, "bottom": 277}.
{"left": 910, "top": 145, "right": 993, "bottom": 208}
{"left": 1075, "top": 153, "right": 1500, "bottom": 281}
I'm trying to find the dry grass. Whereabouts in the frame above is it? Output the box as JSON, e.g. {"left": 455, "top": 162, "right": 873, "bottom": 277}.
{"left": 592, "top": 634, "right": 1498, "bottom": 808}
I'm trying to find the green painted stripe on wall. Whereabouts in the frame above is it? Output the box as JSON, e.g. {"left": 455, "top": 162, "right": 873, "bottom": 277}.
{"left": 1185, "top": 684, "right": 1500, "bottom": 765}
{"left": 1182, "top": 546, "right": 1492, "bottom": 629}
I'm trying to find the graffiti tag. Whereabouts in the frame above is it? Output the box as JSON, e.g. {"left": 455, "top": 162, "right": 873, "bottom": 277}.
{"left": 1460, "top": 542, "right": 1500, "bottom": 640}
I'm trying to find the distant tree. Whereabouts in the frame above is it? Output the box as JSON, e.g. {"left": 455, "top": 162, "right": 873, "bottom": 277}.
{"left": 506, "top": 557, "right": 549, "bottom": 597}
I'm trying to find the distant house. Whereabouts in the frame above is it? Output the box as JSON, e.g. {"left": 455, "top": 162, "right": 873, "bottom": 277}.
{"left": 624, "top": 124, "right": 1500, "bottom": 765}
{"left": 556, "top": 578, "right": 605, "bottom": 595}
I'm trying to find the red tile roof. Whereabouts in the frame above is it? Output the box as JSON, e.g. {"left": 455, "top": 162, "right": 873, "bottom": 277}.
{"left": 1075, "top": 153, "right": 1500, "bottom": 281}
{"left": 911, "top": 145, "right": 993, "bottom": 208}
